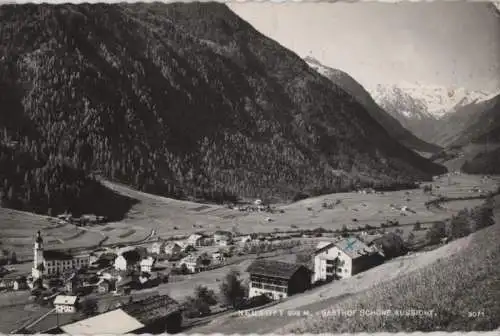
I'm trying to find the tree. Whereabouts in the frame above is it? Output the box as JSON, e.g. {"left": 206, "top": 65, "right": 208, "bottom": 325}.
{"left": 80, "top": 298, "right": 98, "bottom": 317}
{"left": 407, "top": 232, "right": 415, "bottom": 243}
{"left": 413, "top": 221, "right": 422, "bottom": 231}
{"left": 219, "top": 270, "right": 246, "bottom": 309}
{"left": 195, "top": 285, "right": 218, "bottom": 306}
{"left": 472, "top": 205, "right": 495, "bottom": 231}
{"left": 376, "top": 232, "right": 408, "bottom": 258}
{"left": 426, "top": 221, "right": 447, "bottom": 245}
{"left": 9, "top": 251, "right": 18, "bottom": 265}
{"left": 449, "top": 212, "right": 471, "bottom": 240}
{"left": 183, "top": 296, "right": 211, "bottom": 318}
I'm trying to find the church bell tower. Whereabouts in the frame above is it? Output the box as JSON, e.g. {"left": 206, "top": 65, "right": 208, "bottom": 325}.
{"left": 32, "top": 231, "right": 45, "bottom": 278}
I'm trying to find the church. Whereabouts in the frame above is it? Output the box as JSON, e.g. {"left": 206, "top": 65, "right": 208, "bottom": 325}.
{"left": 31, "top": 231, "right": 91, "bottom": 279}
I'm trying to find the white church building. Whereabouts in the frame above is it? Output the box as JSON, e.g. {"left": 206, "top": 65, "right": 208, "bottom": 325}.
{"left": 31, "top": 231, "right": 90, "bottom": 279}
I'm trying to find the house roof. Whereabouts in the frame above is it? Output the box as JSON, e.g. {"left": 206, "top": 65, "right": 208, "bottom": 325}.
{"left": 246, "top": 260, "right": 310, "bottom": 280}
{"left": 60, "top": 309, "right": 144, "bottom": 335}
{"left": 97, "top": 278, "right": 112, "bottom": 287}
{"left": 316, "top": 241, "right": 335, "bottom": 250}
{"left": 188, "top": 233, "right": 203, "bottom": 240}
{"left": 116, "top": 275, "right": 138, "bottom": 287}
{"left": 24, "top": 311, "right": 80, "bottom": 334}
{"left": 53, "top": 295, "right": 78, "bottom": 305}
{"left": 335, "top": 238, "right": 376, "bottom": 259}
{"left": 98, "top": 252, "right": 117, "bottom": 261}
{"left": 360, "top": 234, "right": 384, "bottom": 245}
{"left": 140, "top": 257, "right": 155, "bottom": 266}
{"left": 214, "top": 230, "right": 232, "bottom": 236}
{"left": 121, "top": 295, "right": 180, "bottom": 325}
{"left": 43, "top": 250, "right": 89, "bottom": 261}
{"left": 43, "top": 250, "right": 73, "bottom": 260}
{"left": 164, "top": 243, "right": 182, "bottom": 252}
{"left": 313, "top": 242, "right": 336, "bottom": 255}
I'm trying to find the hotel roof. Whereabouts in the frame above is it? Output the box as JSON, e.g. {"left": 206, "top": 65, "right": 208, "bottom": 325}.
{"left": 335, "top": 238, "right": 376, "bottom": 259}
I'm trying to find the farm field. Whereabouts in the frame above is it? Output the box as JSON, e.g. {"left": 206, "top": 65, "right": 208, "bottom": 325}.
{"left": 0, "top": 291, "right": 52, "bottom": 333}
{"left": 187, "top": 195, "right": 500, "bottom": 334}
{"left": 0, "top": 209, "right": 104, "bottom": 261}
{"left": 100, "top": 174, "right": 499, "bottom": 239}
{"left": 0, "top": 174, "right": 497, "bottom": 268}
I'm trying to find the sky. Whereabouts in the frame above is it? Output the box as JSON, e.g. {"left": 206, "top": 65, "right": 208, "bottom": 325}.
{"left": 228, "top": 1, "right": 500, "bottom": 93}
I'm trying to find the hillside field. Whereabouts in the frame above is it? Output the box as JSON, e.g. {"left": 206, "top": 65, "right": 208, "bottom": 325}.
{"left": 1, "top": 174, "right": 496, "bottom": 259}
{"left": 99, "top": 174, "right": 498, "bottom": 238}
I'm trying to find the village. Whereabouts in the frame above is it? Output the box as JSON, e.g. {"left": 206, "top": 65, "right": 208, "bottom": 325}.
{"left": 0, "top": 173, "right": 498, "bottom": 334}
{"left": 0, "top": 226, "right": 392, "bottom": 334}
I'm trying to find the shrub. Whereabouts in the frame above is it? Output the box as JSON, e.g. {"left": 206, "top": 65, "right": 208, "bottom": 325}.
{"left": 219, "top": 270, "right": 246, "bottom": 309}
{"left": 292, "top": 192, "right": 309, "bottom": 202}
{"left": 449, "top": 211, "right": 471, "bottom": 240}
{"left": 376, "top": 232, "right": 408, "bottom": 259}
{"left": 183, "top": 296, "right": 211, "bottom": 318}
{"left": 413, "top": 221, "right": 422, "bottom": 231}
{"left": 426, "top": 221, "right": 447, "bottom": 245}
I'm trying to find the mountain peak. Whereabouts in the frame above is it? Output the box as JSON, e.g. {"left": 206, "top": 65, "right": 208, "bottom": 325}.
{"left": 304, "top": 57, "right": 442, "bottom": 154}
{"left": 369, "top": 83, "right": 495, "bottom": 119}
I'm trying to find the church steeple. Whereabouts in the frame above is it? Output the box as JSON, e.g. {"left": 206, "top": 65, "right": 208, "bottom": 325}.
{"left": 36, "top": 230, "right": 43, "bottom": 243}
{"left": 33, "top": 231, "right": 44, "bottom": 278}
{"left": 35, "top": 230, "right": 43, "bottom": 249}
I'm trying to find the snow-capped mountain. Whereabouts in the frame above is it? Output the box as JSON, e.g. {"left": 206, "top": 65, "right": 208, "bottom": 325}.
{"left": 304, "top": 57, "right": 442, "bottom": 154}
{"left": 369, "top": 83, "right": 495, "bottom": 120}
{"left": 367, "top": 83, "right": 499, "bottom": 145}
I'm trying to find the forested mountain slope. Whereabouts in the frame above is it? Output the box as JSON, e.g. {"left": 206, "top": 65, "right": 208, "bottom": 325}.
{"left": 0, "top": 3, "right": 446, "bottom": 216}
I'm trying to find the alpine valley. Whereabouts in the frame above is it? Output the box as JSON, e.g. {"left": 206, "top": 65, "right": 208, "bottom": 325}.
{"left": 0, "top": 3, "right": 446, "bottom": 218}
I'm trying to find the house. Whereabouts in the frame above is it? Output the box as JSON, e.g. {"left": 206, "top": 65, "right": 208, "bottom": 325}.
{"left": 0, "top": 273, "right": 17, "bottom": 289}
{"left": 13, "top": 276, "right": 28, "bottom": 290}
{"left": 186, "top": 233, "right": 203, "bottom": 247}
{"left": 97, "top": 279, "right": 113, "bottom": 294}
{"left": 53, "top": 295, "right": 79, "bottom": 314}
{"left": 115, "top": 275, "right": 140, "bottom": 293}
{"left": 31, "top": 231, "right": 90, "bottom": 279}
{"left": 238, "top": 235, "right": 252, "bottom": 245}
{"left": 179, "top": 254, "right": 211, "bottom": 273}
{"left": 186, "top": 233, "right": 213, "bottom": 247}
{"left": 140, "top": 257, "right": 156, "bottom": 273}
{"left": 99, "top": 268, "right": 125, "bottom": 281}
{"left": 214, "top": 231, "right": 233, "bottom": 246}
{"left": 247, "top": 260, "right": 311, "bottom": 300}
{"left": 312, "top": 238, "right": 385, "bottom": 283}
{"left": 121, "top": 295, "right": 183, "bottom": 333}
{"left": 211, "top": 251, "right": 225, "bottom": 264}
{"left": 92, "top": 252, "right": 117, "bottom": 269}
{"left": 150, "top": 241, "right": 166, "bottom": 255}
{"left": 89, "top": 253, "right": 99, "bottom": 265}
{"left": 164, "top": 242, "right": 183, "bottom": 256}
{"left": 59, "top": 295, "right": 182, "bottom": 334}
{"left": 1, "top": 275, "right": 29, "bottom": 291}
{"left": 63, "top": 273, "right": 81, "bottom": 294}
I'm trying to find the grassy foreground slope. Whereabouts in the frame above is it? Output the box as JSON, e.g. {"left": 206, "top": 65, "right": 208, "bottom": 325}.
{"left": 280, "top": 197, "right": 500, "bottom": 333}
